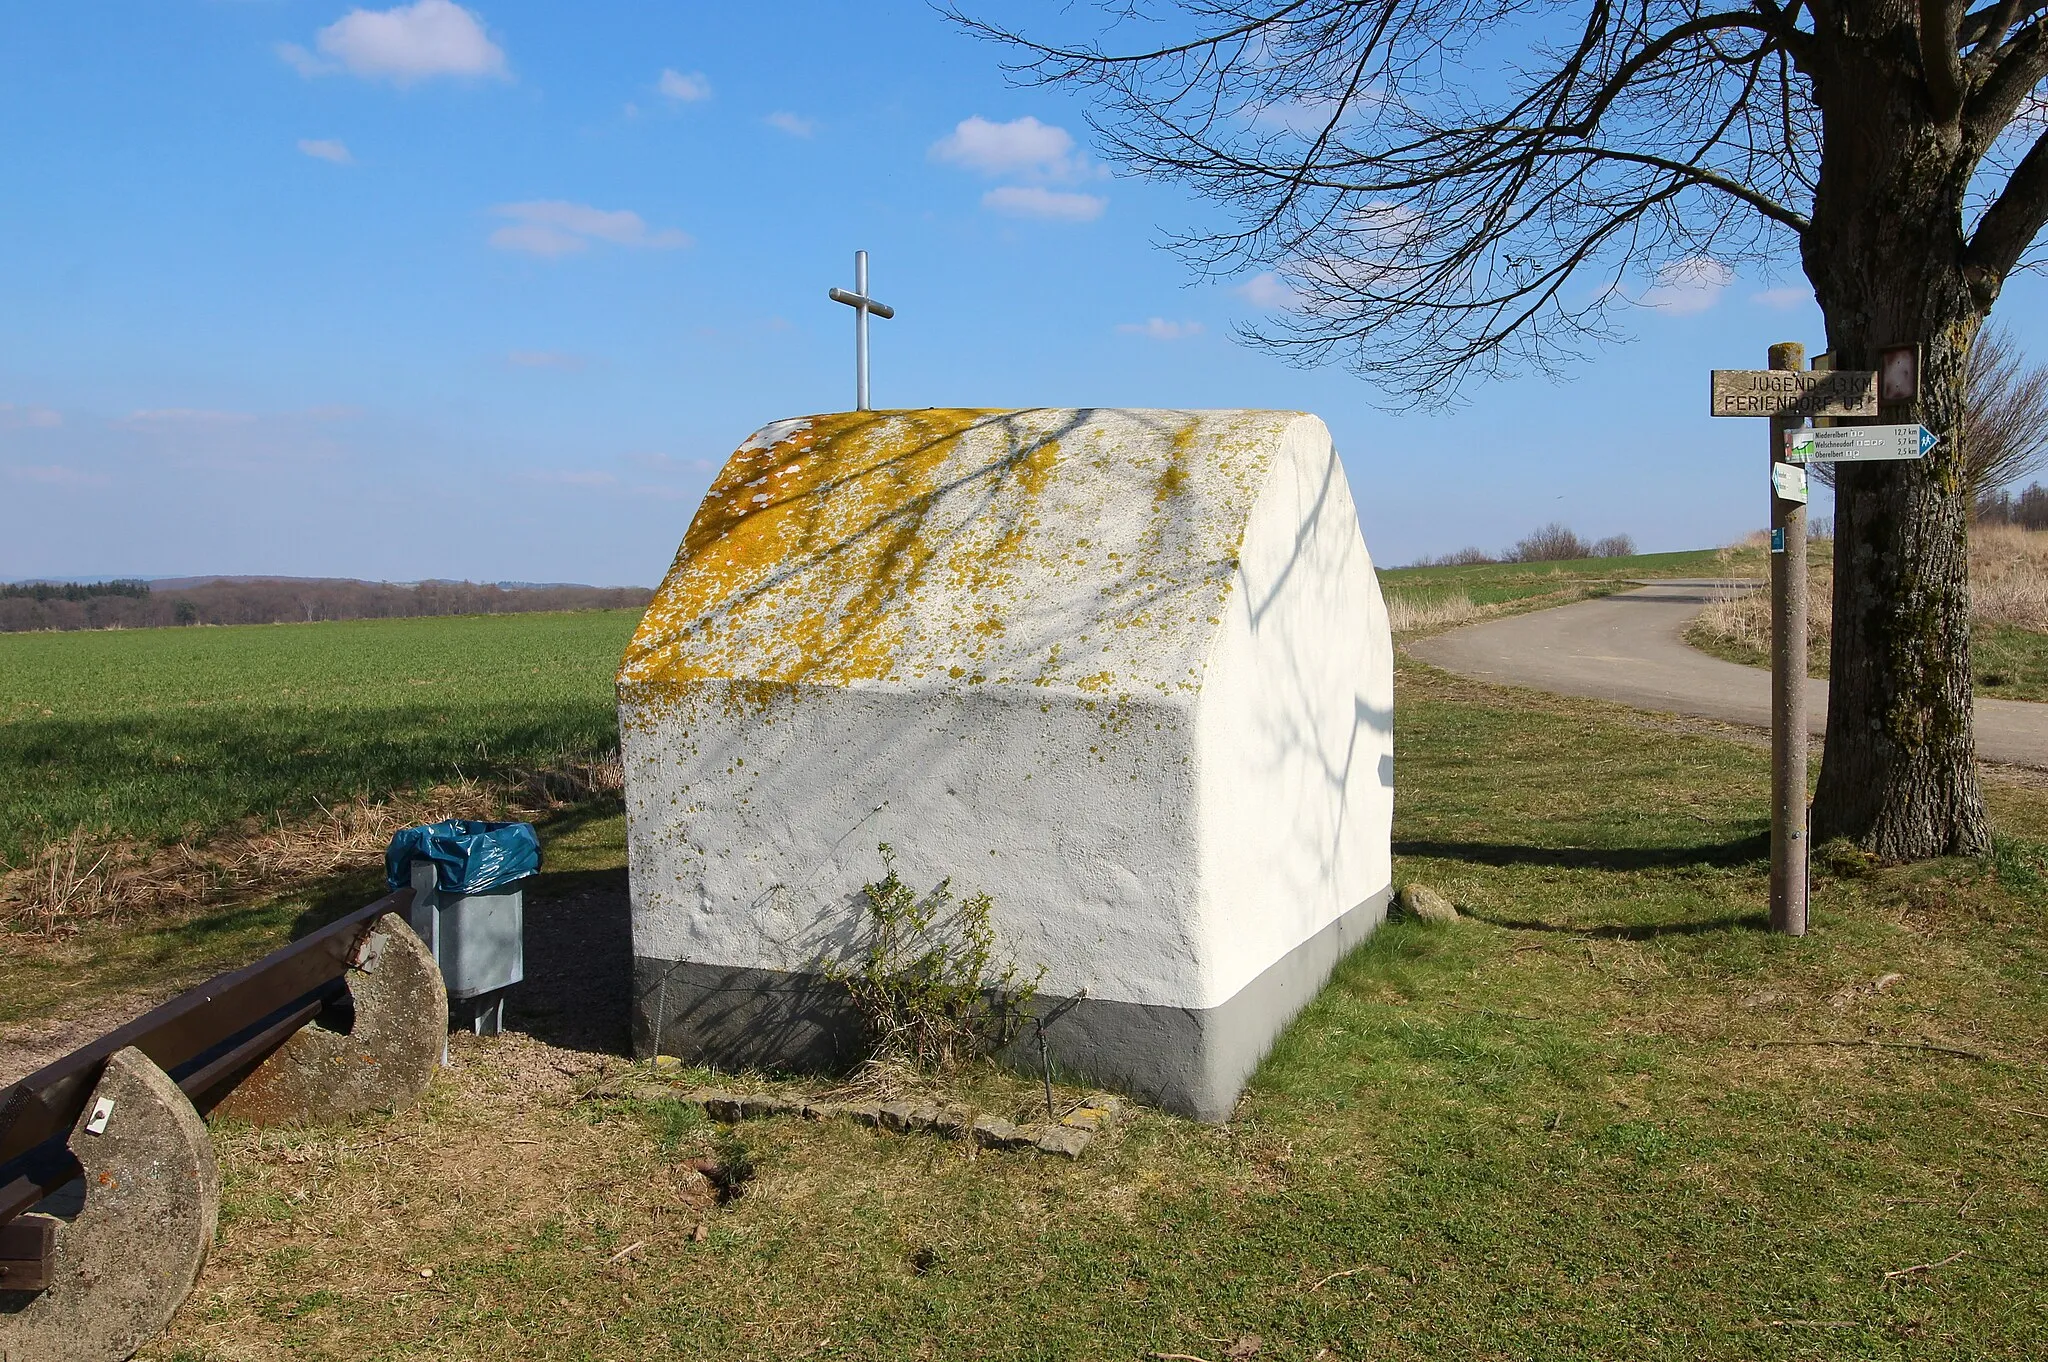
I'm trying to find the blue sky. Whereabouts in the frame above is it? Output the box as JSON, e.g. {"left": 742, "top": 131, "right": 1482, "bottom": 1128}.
{"left": 3, "top": 1, "right": 2044, "bottom": 586}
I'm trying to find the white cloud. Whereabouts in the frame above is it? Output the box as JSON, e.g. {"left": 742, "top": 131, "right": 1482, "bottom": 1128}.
{"left": 487, "top": 201, "right": 692, "bottom": 256}
{"left": 507, "top": 350, "right": 586, "bottom": 370}
{"left": 0, "top": 403, "right": 63, "bottom": 429}
{"left": 1640, "top": 255, "right": 1734, "bottom": 314}
{"left": 120, "top": 409, "right": 258, "bottom": 429}
{"left": 297, "top": 137, "right": 354, "bottom": 164}
{"left": 765, "top": 111, "right": 816, "bottom": 138}
{"left": 1751, "top": 285, "right": 1813, "bottom": 310}
{"left": 1117, "top": 318, "right": 1205, "bottom": 341}
{"left": 6, "top": 464, "right": 107, "bottom": 487}
{"left": 276, "top": 43, "right": 328, "bottom": 78}
{"left": 658, "top": 68, "right": 710, "bottom": 102}
{"left": 981, "top": 185, "right": 1106, "bottom": 222}
{"left": 488, "top": 224, "right": 587, "bottom": 257}
{"left": 932, "top": 116, "right": 1090, "bottom": 182}
{"left": 284, "top": 1, "right": 508, "bottom": 85}
{"left": 1235, "top": 271, "right": 1299, "bottom": 310}
{"left": 1246, "top": 93, "right": 1375, "bottom": 136}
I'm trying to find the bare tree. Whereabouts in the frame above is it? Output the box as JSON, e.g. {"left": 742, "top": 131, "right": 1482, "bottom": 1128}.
{"left": 958, "top": 1, "right": 2048, "bottom": 859}
{"left": 1961, "top": 325, "right": 2048, "bottom": 501}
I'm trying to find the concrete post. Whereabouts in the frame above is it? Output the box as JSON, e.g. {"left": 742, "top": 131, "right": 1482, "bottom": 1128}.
{"left": 1768, "top": 341, "right": 1809, "bottom": 936}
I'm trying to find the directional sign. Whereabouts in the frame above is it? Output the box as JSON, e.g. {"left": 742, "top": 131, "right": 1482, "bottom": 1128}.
{"left": 1711, "top": 368, "right": 1878, "bottom": 418}
{"left": 1771, "top": 461, "right": 1808, "bottom": 504}
{"left": 1783, "top": 425, "right": 1940, "bottom": 464}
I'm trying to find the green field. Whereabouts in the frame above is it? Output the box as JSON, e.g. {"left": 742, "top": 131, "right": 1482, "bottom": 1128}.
{"left": 1377, "top": 546, "right": 1761, "bottom": 609}
{"left": 0, "top": 610, "right": 643, "bottom": 864}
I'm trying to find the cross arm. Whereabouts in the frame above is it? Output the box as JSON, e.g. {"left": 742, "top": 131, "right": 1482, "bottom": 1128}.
{"left": 828, "top": 287, "right": 896, "bottom": 319}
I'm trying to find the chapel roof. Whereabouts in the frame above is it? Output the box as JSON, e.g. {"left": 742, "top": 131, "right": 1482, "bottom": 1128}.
{"left": 617, "top": 407, "right": 1317, "bottom": 702}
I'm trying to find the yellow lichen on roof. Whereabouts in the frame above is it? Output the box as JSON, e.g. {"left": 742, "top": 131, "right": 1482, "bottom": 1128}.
{"left": 617, "top": 408, "right": 1304, "bottom": 705}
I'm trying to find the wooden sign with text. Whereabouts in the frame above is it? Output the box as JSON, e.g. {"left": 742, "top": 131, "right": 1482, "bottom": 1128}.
{"left": 1709, "top": 369, "right": 1878, "bottom": 418}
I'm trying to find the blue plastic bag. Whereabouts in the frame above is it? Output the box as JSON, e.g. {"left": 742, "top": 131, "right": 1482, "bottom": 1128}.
{"left": 385, "top": 820, "right": 542, "bottom": 895}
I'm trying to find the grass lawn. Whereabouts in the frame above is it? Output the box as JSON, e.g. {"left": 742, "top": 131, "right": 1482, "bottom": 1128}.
{"left": 139, "top": 659, "right": 2048, "bottom": 1362}
{"left": 0, "top": 609, "right": 642, "bottom": 863}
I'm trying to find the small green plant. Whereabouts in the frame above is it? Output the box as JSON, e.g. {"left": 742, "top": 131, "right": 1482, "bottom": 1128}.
{"left": 1987, "top": 833, "right": 2045, "bottom": 891}
{"left": 824, "top": 844, "right": 1042, "bottom": 1074}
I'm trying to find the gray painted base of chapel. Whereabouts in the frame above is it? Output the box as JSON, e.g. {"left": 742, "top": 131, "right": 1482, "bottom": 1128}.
{"left": 631, "top": 885, "right": 1391, "bottom": 1122}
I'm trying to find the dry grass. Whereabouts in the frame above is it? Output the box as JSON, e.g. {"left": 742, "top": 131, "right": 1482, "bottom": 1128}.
{"left": 1384, "top": 592, "right": 1489, "bottom": 633}
{"left": 1974, "top": 524, "right": 2048, "bottom": 630}
{"left": 1692, "top": 526, "right": 2048, "bottom": 653}
{"left": 1692, "top": 573, "right": 1833, "bottom": 655}
{"left": 0, "top": 750, "right": 623, "bottom": 940}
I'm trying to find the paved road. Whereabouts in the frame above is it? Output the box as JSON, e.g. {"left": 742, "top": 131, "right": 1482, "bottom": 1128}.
{"left": 1408, "top": 580, "right": 2048, "bottom": 770}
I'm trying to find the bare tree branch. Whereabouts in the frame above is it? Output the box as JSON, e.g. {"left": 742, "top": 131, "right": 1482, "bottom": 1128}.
{"left": 1922, "top": 0, "right": 1969, "bottom": 120}
{"left": 1543, "top": 145, "right": 1813, "bottom": 229}
{"left": 1961, "top": 1, "right": 2046, "bottom": 53}
{"left": 955, "top": 2, "right": 2041, "bottom": 401}
{"left": 1968, "top": 125, "right": 2048, "bottom": 286}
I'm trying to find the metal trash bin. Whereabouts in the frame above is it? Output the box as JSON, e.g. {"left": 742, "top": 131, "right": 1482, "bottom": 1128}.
{"left": 385, "top": 820, "right": 541, "bottom": 1040}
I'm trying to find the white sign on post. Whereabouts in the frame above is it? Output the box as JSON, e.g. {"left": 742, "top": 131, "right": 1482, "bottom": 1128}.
{"left": 1771, "top": 461, "right": 1808, "bottom": 504}
{"left": 1783, "top": 425, "right": 1939, "bottom": 464}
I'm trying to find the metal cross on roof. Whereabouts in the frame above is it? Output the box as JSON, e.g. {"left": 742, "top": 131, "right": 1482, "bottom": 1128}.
{"left": 827, "top": 249, "right": 894, "bottom": 412}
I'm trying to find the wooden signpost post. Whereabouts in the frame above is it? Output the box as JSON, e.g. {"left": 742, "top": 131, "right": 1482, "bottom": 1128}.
{"left": 1709, "top": 348, "right": 1878, "bottom": 935}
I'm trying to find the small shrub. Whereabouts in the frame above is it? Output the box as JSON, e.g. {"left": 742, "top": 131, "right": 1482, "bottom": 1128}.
{"left": 1507, "top": 523, "right": 1593, "bottom": 562}
{"left": 1591, "top": 534, "right": 1636, "bottom": 558}
{"left": 824, "top": 845, "right": 1041, "bottom": 1074}
{"left": 1410, "top": 546, "right": 1497, "bottom": 567}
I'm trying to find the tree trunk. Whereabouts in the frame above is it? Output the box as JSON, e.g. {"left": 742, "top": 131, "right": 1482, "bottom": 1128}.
{"left": 1809, "top": 334, "right": 1989, "bottom": 858}
{"left": 1803, "top": 22, "right": 1991, "bottom": 860}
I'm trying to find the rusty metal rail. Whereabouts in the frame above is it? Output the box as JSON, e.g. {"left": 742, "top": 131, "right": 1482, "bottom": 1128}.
{"left": 0, "top": 887, "right": 414, "bottom": 1234}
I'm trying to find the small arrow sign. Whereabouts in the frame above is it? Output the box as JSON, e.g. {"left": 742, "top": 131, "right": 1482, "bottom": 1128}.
{"left": 1783, "top": 424, "right": 1940, "bottom": 464}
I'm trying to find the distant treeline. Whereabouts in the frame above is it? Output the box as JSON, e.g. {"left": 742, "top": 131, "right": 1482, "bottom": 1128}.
{"left": 1976, "top": 483, "right": 2048, "bottom": 530}
{"left": 1410, "top": 524, "right": 1638, "bottom": 568}
{"left": 0, "top": 578, "right": 655, "bottom": 633}
{"left": 1, "top": 579, "right": 151, "bottom": 603}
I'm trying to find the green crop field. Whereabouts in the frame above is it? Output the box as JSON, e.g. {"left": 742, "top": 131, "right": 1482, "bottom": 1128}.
{"left": 0, "top": 610, "right": 644, "bottom": 864}
{"left": 1377, "top": 545, "right": 1759, "bottom": 608}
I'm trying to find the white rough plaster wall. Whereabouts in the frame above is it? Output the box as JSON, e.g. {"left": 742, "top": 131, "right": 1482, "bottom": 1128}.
{"left": 618, "top": 408, "right": 1392, "bottom": 1013}
{"left": 1195, "top": 418, "right": 1394, "bottom": 1005}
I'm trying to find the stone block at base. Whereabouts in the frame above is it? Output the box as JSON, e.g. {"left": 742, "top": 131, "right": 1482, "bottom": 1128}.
{"left": 633, "top": 883, "right": 1387, "bottom": 1122}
